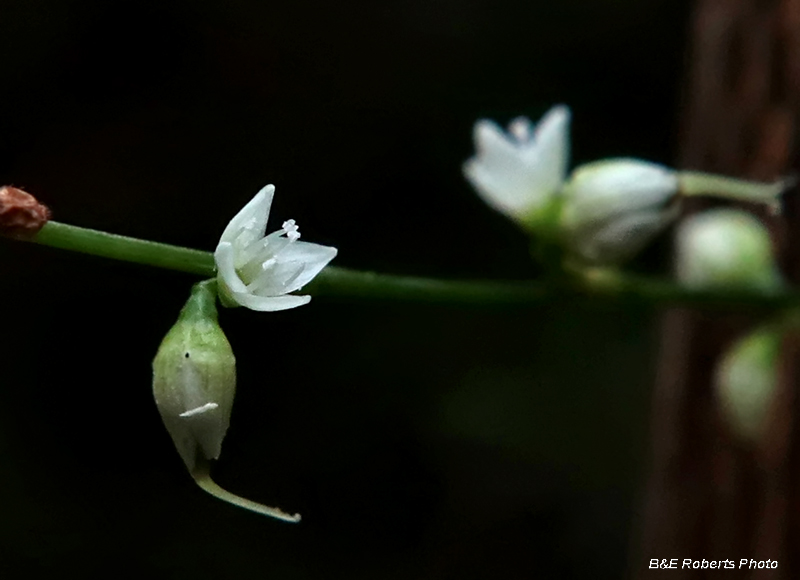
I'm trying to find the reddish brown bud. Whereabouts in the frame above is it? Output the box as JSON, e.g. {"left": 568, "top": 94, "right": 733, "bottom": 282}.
{"left": 0, "top": 186, "right": 51, "bottom": 239}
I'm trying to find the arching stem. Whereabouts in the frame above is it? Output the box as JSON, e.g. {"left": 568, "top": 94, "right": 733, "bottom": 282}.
{"left": 191, "top": 457, "right": 301, "bottom": 523}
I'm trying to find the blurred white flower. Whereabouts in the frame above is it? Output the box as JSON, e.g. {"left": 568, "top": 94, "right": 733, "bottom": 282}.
{"left": 215, "top": 185, "right": 337, "bottom": 311}
{"left": 463, "top": 105, "right": 570, "bottom": 225}
{"left": 464, "top": 105, "right": 789, "bottom": 266}
{"left": 463, "top": 106, "right": 680, "bottom": 262}
{"left": 675, "top": 209, "right": 782, "bottom": 291}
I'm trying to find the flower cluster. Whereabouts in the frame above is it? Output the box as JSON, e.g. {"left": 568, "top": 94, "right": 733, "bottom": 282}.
{"left": 464, "top": 105, "right": 787, "bottom": 266}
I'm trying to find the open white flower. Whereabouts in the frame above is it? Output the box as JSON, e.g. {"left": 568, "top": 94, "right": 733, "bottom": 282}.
{"left": 463, "top": 105, "right": 570, "bottom": 224}
{"left": 215, "top": 185, "right": 338, "bottom": 311}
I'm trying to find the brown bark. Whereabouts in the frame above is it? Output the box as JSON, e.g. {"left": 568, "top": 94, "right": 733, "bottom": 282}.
{"left": 635, "top": 0, "right": 800, "bottom": 577}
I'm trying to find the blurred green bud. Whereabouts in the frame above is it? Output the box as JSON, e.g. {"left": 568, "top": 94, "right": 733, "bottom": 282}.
{"left": 715, "top": 327, "right": 781, "bottom": 443}
{"left": 560, "top": 159, "right": 680, "bottom": 265}
{"left": 675, "top": 209, "right": 782, "bottom": 291}
{"left": 153, "top": 280, "right": 300, "bottom": 522}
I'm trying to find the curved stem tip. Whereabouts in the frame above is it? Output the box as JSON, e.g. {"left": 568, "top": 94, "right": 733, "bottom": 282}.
{"left": 191, "top": 457, "right": 301, "bottom": 523}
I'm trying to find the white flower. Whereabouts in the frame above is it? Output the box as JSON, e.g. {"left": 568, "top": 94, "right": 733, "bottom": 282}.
{"left": 215, "top": 185, "right": 338, "bottom": 311}
{"left": 560, "top": 159, "right": 680, "bottom": 265}
{"left": 463, "top": 105, "right": 570, "bottom": 224}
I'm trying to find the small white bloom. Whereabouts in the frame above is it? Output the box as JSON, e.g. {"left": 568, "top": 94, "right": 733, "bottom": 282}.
{"left": 560, "top": 159, "right": 680, "bottom": 265}
{"left": 675, "top": 209, "right": 782, "bottom": 291}
{"left": 463, "top": 105, "right": 570, "bottom": 224}
{"left": 215, "top": 185, "right": 338, "bottom": 311}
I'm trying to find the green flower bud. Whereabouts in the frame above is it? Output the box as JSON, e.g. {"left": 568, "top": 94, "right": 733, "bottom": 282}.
{"left": 715, "top": 327, "right": 781, "bottom": 443}
{"left": 675, "top": 209, "right": 782, "bottom": 291}
{"left": 153, "top": 280, "right": 300, "bottom": 522}
{"left": 153, "top": 280, "right": 236, "bottom": 473}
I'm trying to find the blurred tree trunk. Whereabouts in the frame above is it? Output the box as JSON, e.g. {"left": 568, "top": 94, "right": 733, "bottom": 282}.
{"left": 635, "top": 0, "right": 800, "bottom": 577}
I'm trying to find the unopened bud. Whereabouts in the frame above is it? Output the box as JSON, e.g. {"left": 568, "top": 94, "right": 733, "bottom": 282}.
{"left": 153, "top": 280, "right": 236, "bottom": 473}
{"left": 560, "top": 158, "right": 680, "bottom": 265}
{"left": 153, "top": 280, "right": 300, "bottom": 522}
{"left": 715, "top": 328, "right": 780, "bottom": 443}
{"left": 675, "top": 209, "right": 781, "bottom": 291}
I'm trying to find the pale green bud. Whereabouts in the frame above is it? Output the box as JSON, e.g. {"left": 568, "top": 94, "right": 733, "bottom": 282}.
{"left": 560, "top": 158, "right": 680, "bottom": 265}
{"left": 153, "top": 280, "right": 300, "bottom": 522}
{"left": 153, "top": 280, "right": 236, "bottom": 473}
{"left": 675, "top": 209, "right": 782, "bottom": 291}
{"left": 715, "top": 327, "right": 780, "bottom": 443}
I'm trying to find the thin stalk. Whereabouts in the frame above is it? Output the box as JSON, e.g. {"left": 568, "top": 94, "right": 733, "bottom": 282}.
{"left": 19, "top": 219, "right": 800, "bottom": 310}
{"left": 33, "top": 221, "right": 216, "bottom": 276}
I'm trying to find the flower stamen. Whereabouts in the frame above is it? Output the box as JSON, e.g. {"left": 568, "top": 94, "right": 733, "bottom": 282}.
{"left": 508, "top": 117, "right": 532, "bottom": 143}
{"left": 282, "top": 219, "right": 300, "bottom": 241}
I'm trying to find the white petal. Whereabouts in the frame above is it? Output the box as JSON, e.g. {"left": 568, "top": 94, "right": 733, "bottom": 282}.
{"left": 464, "top": 156, "right": 559, "bottom": 218}
{"left": 214, "top": 242, "right": 248, "bottom": 294}
{"left": 246, "top": 260, "right": 307, "bottom": 296}
{"left": 274, "top": 241, "right": 338, "bottom": 293}
{"left": 523, "top": 104, "right": 571, "bottom": 197}
{"left": 574, "top": 207, "right": 677, "bottom": 265}
{"left": 219, "top": 185, "right": 275, "bottom": 247}
{"left": 230, "top": 291, "right": 312, "bottom": 311}
{"left": 472, "top": 120, "right": 524, "bottom": 168}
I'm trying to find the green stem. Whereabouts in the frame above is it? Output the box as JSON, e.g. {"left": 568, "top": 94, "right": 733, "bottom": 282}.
{"left": 305, "top": 267, "right": 548, "bottom": 305}
{"left": 565, "top": 267, "right": 799, "bottom": 311}
{"left": 191, "top": 457, "right": 301, "bottom": 523}
{"left": 678, "top": 171, "right": 788, "bottom": 208}
{"left": 33, "top": 221, "right": 216, "bottom": 276}
{"left": 19, "top": 220, "right": 800, "bottom": 310}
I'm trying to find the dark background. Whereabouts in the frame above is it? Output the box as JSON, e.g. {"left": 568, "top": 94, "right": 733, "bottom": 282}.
{"left": 0, "top": 1, "right": 690, "bottom": 578}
